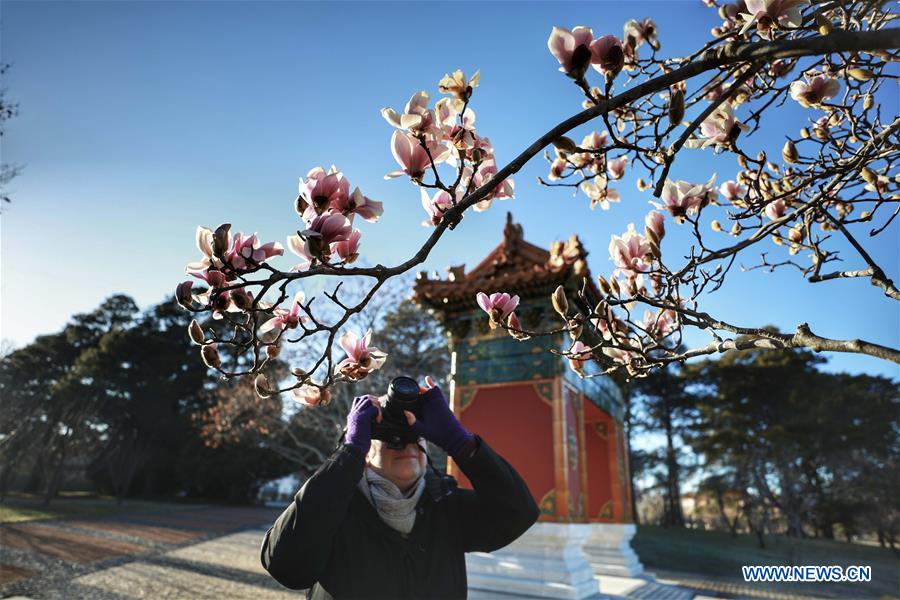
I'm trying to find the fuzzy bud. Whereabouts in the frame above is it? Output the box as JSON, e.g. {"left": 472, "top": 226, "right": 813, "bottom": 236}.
{"left": 213, "top": 224, "right": 232, "bottom": 257}
{"left": 860, "top": 167, "right": 878, "bottom": 185}
{"left": 710, "top": 220, "right": 723, "bottom": 232}
{"left": 254, "top": 374, "right": 272, "bottom": 399}
{"left": 553, "top": 136, "right": 579, "bottom": 156}
{"left": 201, "top": 344, "right": 221, "bottom": 369}
{"left": 597, "top": 275, "right": 613, "bottom": 296}
{"left": 668, "top": 89, "right": 685, "bottom": 126}
{"left": 815, "top": 13, "right": 832, "bottom": 35}
{"left": 781, "top": 140, "right": 799, "bottom": 164}
{"left": 175, "top": 281, "right": 194, "bottom": 310}
{"left": 847, "top": 68, "right": 874, "bottom": 82}
{"left": 188, "top": 320, "right": 205, "bottom": 345}
{"left": 551, "top": 285, "right": 569, "bottom": 318}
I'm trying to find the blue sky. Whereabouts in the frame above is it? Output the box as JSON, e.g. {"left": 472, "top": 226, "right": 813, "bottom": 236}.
{"left": 2, "top": 1, "right": 898, "bottom": 380}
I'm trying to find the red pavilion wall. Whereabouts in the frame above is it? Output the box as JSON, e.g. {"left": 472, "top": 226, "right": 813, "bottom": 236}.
{"left": 448, "top": 382, "right": 556, "bottom": 515}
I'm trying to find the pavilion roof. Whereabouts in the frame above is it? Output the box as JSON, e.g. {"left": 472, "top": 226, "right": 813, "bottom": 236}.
{"left": 412, "top": 212, "right": 600, "bottom": 312}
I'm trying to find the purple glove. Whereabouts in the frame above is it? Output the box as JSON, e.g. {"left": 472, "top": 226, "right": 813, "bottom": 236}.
{"left": 406, "top": 382, "right": 474, "bottom": 457}
{"left": 344, "top": 395, "right": 381, "bottom": 456}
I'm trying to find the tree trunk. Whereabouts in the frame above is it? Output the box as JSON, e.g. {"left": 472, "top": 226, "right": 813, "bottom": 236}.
{"left": 662, "top": 402, "right": 684, "bottom": 527}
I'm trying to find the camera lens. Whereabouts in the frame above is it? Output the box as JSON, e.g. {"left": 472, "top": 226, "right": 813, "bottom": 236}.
{"left": 388, "top": 376, "right": 420, "bottom": 407}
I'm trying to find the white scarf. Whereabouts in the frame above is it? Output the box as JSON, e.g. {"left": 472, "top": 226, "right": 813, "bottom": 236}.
{"left": 357, "top": 467, "right": 426, "bottom": 535}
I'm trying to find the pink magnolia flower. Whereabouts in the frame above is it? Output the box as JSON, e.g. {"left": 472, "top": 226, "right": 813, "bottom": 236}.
{"left": 471, "top": 159, "right": 515, "bottom": 212}
{"left": 581, "top": 177, "right": 621, "bottom": 210}
{"left": 567, "top": 340, "right": 593, "bottom": 376}
{"left": 548, "top": 26, "right": 595, "bottom": 78}
{"left": 505, "top": 311, "right": 531, "bottom": 341}
{"left": 645, "top": 211, "right": 666, "bottom": 240}
{"left": 287, "top": 212, "right": 352, "bottom": 268}
{"left": 331, "top": 229, "right": 362, "bottom": 264}
{"left": 623, "top": 18, "right": 659, "bottom": 50}
{"left": 476, "top": 292, "right": 520, "bottom": 329}
{"left": 642, "top": 308, "right": 678, "bottom": 339}
{"left": 607, "top": 156, "right": 629, "bottom": 180}
{"left": 719, "top": 180, "right": 748, "bottom": 203}
{"left": 291, "top": 384, "right": 331, "bottom": 407}
{"left": 381, "top": 91, "right": 439, "bottom": 138}
{"left": 548, "top": 157, "right": 568, "bottom": 181}
{"left": 259, "top": 290, "right": 308, "bottom": 342}
{"left": 185, "top": 225, "right": 225, "bottom": 277}
{"left": 765, "top": 198, "right": 786, "bottom": 221}
{"left": 687, "top": 103, "right": 749, "bottom": 149}
{"left": 335, "top": 329, "right": 388, "bottom": 381}
{"left": 385, "top": 131, "right": 450, "bottom": 180}
{"left": 789, "top": 73, "right": 840, "bottom": 108}
{"left": 582, "top": 130, "right": 610, "bottom": 149}
{"left": 298, "top": 166, "right": 351, "bottom": 218}
{"left": 654, "top": 175, "right": 718, "bottom": 221}
{"left": 437, "top": 69, "right": 480, "bottom": 103}
{"left": 420, "top": 188, "right": 457, "bottom": 227}
{"left": 434, "top": 97, "right": 476, "bottom": 131}
{"left": 609, "top": 223, "right": 652, "bottom": 274}
{"left": 739, "top": 0, "right": 805, "bottom": 39}
{"left": 332, "top": 187, "right": 384, "bottom": 223}
{"left": 590, "top": 35, "right": 625, "bottom": 77}
{"left": 225, "top": 232, "right": 284, "bottom": 271}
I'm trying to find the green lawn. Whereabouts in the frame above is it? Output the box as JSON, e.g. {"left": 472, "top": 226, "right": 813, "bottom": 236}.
{"left": 633, "top": 525, "right": 900, "bottom": 598}
{"left": 0, "top": 491, "right": 189, "bottom": 524}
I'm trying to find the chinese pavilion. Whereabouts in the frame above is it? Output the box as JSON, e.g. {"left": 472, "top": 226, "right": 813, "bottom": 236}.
{"left": 412, "top": 213, "right": 643, "bottom": 598}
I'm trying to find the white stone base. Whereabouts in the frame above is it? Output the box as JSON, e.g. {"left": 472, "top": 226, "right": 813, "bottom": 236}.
{"left": 466, "top": 523, "right": 599, "bottom": 599}
{"left": 583, "top": 523, "right": 644, "bottom": 577}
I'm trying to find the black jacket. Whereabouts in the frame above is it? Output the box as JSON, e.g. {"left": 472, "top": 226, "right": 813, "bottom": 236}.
{"left": 260, "top": 435, "right": 539, "bottom": 599}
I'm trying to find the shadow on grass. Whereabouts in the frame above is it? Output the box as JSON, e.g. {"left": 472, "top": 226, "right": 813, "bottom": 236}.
{"left": 633, "top": 525, "right": 900, "bottom": 599}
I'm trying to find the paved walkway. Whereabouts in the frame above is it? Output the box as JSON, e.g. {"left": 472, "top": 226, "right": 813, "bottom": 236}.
{"left": 1, "top": 505, "right": 291, "bottom": 599}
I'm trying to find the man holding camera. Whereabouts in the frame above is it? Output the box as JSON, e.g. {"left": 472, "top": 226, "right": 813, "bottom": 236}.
{"left": 260, "top": 375, "right": 540, "bottom": 599}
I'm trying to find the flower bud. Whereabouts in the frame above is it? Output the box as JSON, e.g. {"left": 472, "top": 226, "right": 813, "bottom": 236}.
{"left": 291, "top": 367, "right": 308, "bottom": 380}
{"left": 668, "top": 88, "right": 685, "bottom": 126}
{"left": 552, "top": 136, "right": 579, "bottom": 156}
{"left": 266, "top": 344, "right": 281, "bottom": 359}
{"left": 188, "top": 320, "right": 205, "bottom": 345}
{"left": 551, "top": 285, "right": 569, "bottom": 318}
{"left": 636, "top": 178, "right": 650, "bottom": 191}
{"left": 815, "top": 13, "right": 832, "bottom": 35}
{"left": 254, "top": 374, "right": 272, "bottom": 398}
{"left": 863, "top": 94, "right": 873, "bottom": 110}
{"left": 212, "top": 292, "right": 231, "bottom": 314}
{"left": 567, "top": 316, "right": 584, "bottom": 340}
{"left": 175, "top": 281, "right": 194, "bottom": 310}
{"left": 730, "top": 222, "right": 742, "bottom": 236}
{"left": 860, "top": 167, "right": 878, "bottom": 185}
{"left": 201, "top": 344, "right": 221, "bottom": 369}
{"left": 213, "top": 224, "right": 232, "bottom": 257}
{"left": 781, "top": 140, "right": 799, "bottom": 164}
{"left": 710, "top": 219, "right": 723, "bottom": 232}
{"left": 847, "top": 68, "right": 874, "bottom": 82}
{"left": 799, "top": 127, "right": 810, "bottom": 139}
{"left": 231, "top": 288, "right": 254, "bottom": 311}
{"left": 610, "top": 276, "right": 621, "bottom": 296}
{"left": 596, "top": 275, "right": 613, "bottom": 296}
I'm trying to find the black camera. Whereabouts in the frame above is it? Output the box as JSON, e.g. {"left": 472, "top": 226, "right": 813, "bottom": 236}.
{"left": 371, "top": 376, "right": 423, "bottom": 450}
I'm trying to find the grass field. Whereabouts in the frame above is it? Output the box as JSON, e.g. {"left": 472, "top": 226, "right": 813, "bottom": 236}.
{"left": 633, "top": 525, "right": 900, "bottom": 598}
{"left": 0, "top": 492, "right": 188, "bottom": 524}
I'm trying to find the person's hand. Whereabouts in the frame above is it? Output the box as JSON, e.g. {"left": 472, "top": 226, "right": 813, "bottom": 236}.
{"left": 344, "top": 395, "right": 382, "bottom": 455}
{"left": 403, "top": 375, "right": 474, "bottom": 457}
